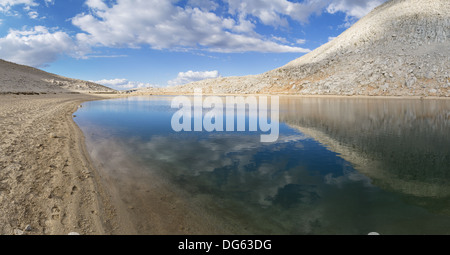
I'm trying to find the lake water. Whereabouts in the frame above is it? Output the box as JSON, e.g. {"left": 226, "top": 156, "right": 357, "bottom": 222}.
{"left": 74, "top": 96, "right": 450, "bottom": 235}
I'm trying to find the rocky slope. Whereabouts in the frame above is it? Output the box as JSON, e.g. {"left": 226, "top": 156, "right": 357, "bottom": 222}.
{"left": 0, "top": 59, "right": 115, "bottom": 94}
{"left": 165, "top": 0, "right": 449, "bottom": 97}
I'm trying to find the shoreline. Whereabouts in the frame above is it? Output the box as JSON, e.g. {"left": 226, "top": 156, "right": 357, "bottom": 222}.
{"left": 0, "top": 93, "right": 122, "bottom": 235}
{"left": 1, "top": 92, "right": 448, "bottom": 235}
{"left": 124, "top": 91, "right": 450, "bottom": 100}
{"left": 0, "top": 92, "right": 237, "bottom": 235}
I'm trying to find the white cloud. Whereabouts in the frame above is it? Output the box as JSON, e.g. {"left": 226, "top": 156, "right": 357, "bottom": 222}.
{"left": 23, "top": 4, "right": 39, "bottom": 19}
{"left": 296, "top": 38, "right": 306, "bottom": 44}
{"left": 0, "top": 0, "right": 37, "bottom": 7}
{"left": 0, "top": 0, "right": 388, "bottom": 67}
{"left": 0, "top": 0, "right": 37, "bottom": 12}
{"left": 0, "top": 26, "right": 74, "bottom": 67}
{"left": 27, "top": 10, "right": 38, "bottom": 19}
{"left": 94, "top": 78, "right": 154, "bottom": 90}
{"left": 168, "top": 70, "right": 221, "bottom": 86}
{"left": 0, "top": 0, "right": 52, "bottom": 20}
{"left": 187, "top": 0, "right": 219, "bottom": 11}
{"left": 94, "top": 78, "right": 128, "bottom": 87}
{"left": 85, "top": 0, "right": 107, "bottom": 10}
{"left": 71, "top": 0, "right": 387, "bottom": 55}
{"left": 225, "top": 0, "right": 329, "bottom": 26}
{"left": 328, "top": 36, "right": 337, "bottom": 42}
{"left": 72, "top": 0, "right": 310, "bottom": 54}
{"left": 326, "top": 0, "right": 387, "bottom": 19}
{"left": 272, "top": 36, "right": 288, "bottom": 44}
{"left": 226, "top": 0, "right": 386, "bottom": 27}
{"left": 44, "top": 0, "right": 55, "bottom": 7}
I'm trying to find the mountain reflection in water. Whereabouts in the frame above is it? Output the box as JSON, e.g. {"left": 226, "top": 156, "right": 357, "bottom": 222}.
{"left": 75, "top": 96, "right": 450, "bottom": 234}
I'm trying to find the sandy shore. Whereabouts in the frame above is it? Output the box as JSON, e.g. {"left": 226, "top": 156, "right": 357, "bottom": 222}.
{"left": 0, "top": 93, "right": 122, "bottom": 235}
{"left": 0, "top": 93, "right": 239, "bottom": 235}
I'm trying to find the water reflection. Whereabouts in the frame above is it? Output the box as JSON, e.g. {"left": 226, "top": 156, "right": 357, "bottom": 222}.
{"left": 75, "top": 96, "right": 450, "bottom": 234}
{"left": 278, "top": 97, "right": 450, "bottom": 203}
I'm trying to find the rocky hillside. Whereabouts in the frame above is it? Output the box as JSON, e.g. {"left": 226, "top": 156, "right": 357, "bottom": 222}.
{"left": 0, "top": 59, "right": 115, "bottom": 94}
{"left": 166, "top": 0, "right": 449, "bottom": 97}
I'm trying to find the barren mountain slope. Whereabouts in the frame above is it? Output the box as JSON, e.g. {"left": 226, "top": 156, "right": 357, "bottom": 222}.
{"left": 0, "top": 59, "right": 115, "bottom": 93}
{"left": 168, "top": 0, "right": 449, "bottom": 97}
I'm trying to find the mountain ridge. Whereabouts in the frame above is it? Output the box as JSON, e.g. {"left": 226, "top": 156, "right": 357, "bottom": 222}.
{"left": 163, "top": 0, "right": 449, "bottom": 97}
{"left": 0, "top": 59, "right": 116, "bottom": 93}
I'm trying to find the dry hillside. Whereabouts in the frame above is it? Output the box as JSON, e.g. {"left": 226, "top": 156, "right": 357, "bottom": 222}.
{"left": 0, "top": 59, "right": 115, "bottom": 94}
{"left": 164, "top": 0, "right": 449, "bottom": 97}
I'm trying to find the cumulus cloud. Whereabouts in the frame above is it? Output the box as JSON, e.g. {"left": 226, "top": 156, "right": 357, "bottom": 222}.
{"left": 0, "top": 0, "right": 387, "bottom": 67}
{"left": 225, "top": 0, "right": 329, "bottom": 26}
{"left": 72, "top": 0, "right": 310, "bottom": 53}
{"left": 0, "top": 0, "right": 54, "bottom": 20}
{"left": 71, "top": 0, "right": 387, "bottom": 55}
{"left": 187, "top": 0, "right": 219, "bottom": 11}
{"left": 0, "top": 0, "right": 37, "bottom": 14}
{"left": 168, "top": 70, "right": 221, "bottom": 86}
{"left": 85, "top": 0, "right": 108, "bottom": 10}
{"left": 0, "top": 26, "right": 74, "bottom": 67}
{"left": 0, "top": 0, "right": 37, "bottom": 8}
{"left": 94, "top": 78, "right": 154, "bottom": 90}
{"left": 226, "top": 0, "right": 386, "bottom": 28}
{"left": 326, "top": 0, "right": 387, "bottom": 19}
{"left": 27, "top": 10, "right": 38, "bottom": 19}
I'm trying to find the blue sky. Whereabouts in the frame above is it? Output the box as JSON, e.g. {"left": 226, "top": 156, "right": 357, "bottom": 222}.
{"left": 0, "top": 0, "right": 386, "bottom": 90}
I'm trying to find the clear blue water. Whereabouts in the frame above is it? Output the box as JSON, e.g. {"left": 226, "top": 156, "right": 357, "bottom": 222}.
{"left": 74, "top": 96, "right": 450, "bottom": 235}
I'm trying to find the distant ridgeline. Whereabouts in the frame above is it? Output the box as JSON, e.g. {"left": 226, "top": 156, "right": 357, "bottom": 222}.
{"left": 0, "top": 59, "right": 116, "bottom": 94}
